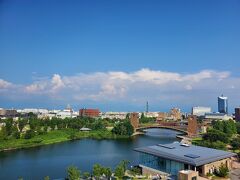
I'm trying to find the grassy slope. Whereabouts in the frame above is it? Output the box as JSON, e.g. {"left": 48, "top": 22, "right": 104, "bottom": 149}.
{"left": 0, "top": 129, "right": 129, "bottom": 151}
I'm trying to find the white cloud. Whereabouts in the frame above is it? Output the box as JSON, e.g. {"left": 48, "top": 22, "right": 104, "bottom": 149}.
{"left": 51, "top": 74, "right": 65, "bottom": 92}
{"left": 0, "top": 68, "right": 240, "bottom": 110}
{"left": 25, "top": 74, "right": 65, "bottom": 94}
{"left": 0, "top": 79, "right": 12, "bottom": 89}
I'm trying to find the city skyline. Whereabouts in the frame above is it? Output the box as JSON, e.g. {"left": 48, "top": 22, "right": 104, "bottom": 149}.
{"left": 1, "top": 0, "right": 240, "bottom": 112}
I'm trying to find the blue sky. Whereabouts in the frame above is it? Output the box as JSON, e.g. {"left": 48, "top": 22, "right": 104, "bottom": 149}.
{"left": 0, "top": 0, "right": 240, "bottom": 112}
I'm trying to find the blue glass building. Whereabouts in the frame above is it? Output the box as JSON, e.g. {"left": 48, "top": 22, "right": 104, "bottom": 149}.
{"left": 218, "top": 95, "right": 228, "bottom": 114}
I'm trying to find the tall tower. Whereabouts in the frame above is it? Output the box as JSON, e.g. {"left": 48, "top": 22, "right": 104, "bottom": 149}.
{"left": 187, "top": 115, "right": 198, "bottom": 137}
{"left": 146, "top": 101, "right": 149, "bottom": 113}
{"left": 218, "top": 95, "right": 228, "bottom": 114}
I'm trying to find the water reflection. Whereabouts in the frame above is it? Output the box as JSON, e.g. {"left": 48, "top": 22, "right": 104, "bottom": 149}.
{"left": 0, "top": 128, "right": 181, "bottom": 180}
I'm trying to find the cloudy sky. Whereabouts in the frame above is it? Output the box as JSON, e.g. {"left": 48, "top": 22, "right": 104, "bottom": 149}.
{"left": 0, "top": 0, "right": 240, "bottom": 112}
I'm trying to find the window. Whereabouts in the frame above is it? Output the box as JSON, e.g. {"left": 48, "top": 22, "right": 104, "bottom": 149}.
{"left": 192, "top": 176, "right": 197, "bottom": 180}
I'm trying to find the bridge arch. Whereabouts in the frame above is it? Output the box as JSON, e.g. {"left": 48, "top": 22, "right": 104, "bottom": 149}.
{"left": 136, "top": 125, "right": 187, "bottom": 134}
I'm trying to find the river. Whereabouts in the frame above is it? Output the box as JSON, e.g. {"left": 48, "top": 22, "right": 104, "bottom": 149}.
{"left": 0, "top": 128, "right": 182, "bottom": 180}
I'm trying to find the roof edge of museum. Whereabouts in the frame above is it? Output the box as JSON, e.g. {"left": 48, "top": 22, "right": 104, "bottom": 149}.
{"left": 134, "top": 142, "right": 236, "bottom": 166}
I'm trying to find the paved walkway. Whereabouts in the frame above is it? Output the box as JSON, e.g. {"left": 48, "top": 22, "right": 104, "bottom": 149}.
{"left": 230, "top": 169, "right": 240, "bottom": 180}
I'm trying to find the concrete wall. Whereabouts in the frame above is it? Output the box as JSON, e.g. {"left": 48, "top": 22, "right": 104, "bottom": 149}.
{"left": 202, "top": 158, "right": 232, "bottom": 175}
{"left": 140, "top": 165, "right": 169, "bottom": 177}
{"left": 179, "top": 170, "right": 198, "bottom": 180}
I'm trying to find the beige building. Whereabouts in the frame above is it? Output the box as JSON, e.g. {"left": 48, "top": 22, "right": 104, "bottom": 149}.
{"left": 135, "top": 142, "right": 236, "bottom": 179}
{"left": 179, "top": 170, "right": 198, "bottom": 180}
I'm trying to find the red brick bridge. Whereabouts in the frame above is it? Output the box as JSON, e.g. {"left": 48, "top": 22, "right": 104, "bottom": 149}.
{"left": 136, "top": 122, "right": 188, "bottom": 134}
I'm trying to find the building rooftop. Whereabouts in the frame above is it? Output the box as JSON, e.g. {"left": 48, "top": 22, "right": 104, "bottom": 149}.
{"left": 134, "top": 142, "right": 236, "bottom": 166}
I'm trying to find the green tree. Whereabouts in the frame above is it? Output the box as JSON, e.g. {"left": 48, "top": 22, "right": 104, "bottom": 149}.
{"left": 49, "top": 118, "right": 57, "bottom": 130}
{"left": 114, "top": 163, "right": 125, "bottom": 178}
{"left": 11, "top": 124, "right": 20, "bottom": 138}
{"left": 231, "top": 137, "right": 240, "bottom": 150}
{"left": 92, "top": 120, "right": 106, "bottom": 130}
{"left": 14, "top": 131, "right": 21, "bottom": 139}
{"left": 112, "top": 120, "right": 134, "bottom": 136}
{"left": 212, "top": 120, "right": 237, "bottom": 136}
{"left": 24, "top": 130, "right": 35, "bottom": 139}
{"left": 140, "top": 117, "right": 156, "bottom": 124}
{"left": 93, "top": 164, "right": 103, "bottom": 178}
{"left": 28, "top": 112, "right": 37, "bottom": 118}
{"left": 212, "top": 120, "right": 224, "bottom": 132}
{"left": 223, "top": 120, "right": 237, "bottom": 135}
{"left": 120, "top": 160, "right": 129, "bottom": 172}
{"left": 18, "top": 119, "right": 28, "bottom": 133}
{"left": 66, "top": 165, "right": 81, "bottom": 180}
{"left": 83, "top": 172, "right": 90, "bottom": 179}
{"left": 203, "top": 129, "right": 229, "bottom": 143}
{"left": 103, "top": 167, "right": 112, "bottom": 179}
{"left": 5, "top": 119, "right": 13, "bottom": 136}
{"left": 0, "top": 126, "right": 8, "bottom": 140}
{"left": 29, "top": 118, "right": 40, "bottom": 131}
{"left": 215, "top": 164, "right": 229, "bottom": 177}
{"left": 130, "top": 167, "right": 141, "bottom": 175}
{"left": 44, "top": 176, "right": 50, "bottom": 180}
{"left": 236, "top": 122, "right": 240, "bottom": 134}
{"left": 194, "top": 140, "right": 227, "bottom": 150}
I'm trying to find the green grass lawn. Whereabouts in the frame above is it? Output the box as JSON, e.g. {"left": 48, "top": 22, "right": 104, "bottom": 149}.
{"left": 0, "top": 129, "right": 130, "bottom": 152}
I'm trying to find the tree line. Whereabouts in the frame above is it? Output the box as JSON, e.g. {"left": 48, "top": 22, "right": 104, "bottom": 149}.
{"left": 194, "top": 120, "right": 240, "bottom": 151}
{"left": 18, "top": 160, "right": 140, "bottom": 180}
{"left": 0, "top": 117, "right": 134, "bottom": 141}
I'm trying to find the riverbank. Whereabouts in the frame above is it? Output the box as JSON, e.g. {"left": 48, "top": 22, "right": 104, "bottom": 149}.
{"left": 0, "top": 129, "right": 130, "bottom": 152}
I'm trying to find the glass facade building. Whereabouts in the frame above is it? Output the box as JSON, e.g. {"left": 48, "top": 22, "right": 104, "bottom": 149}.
{"left": 139, "top": 152, "right": 185, "bottom": 176}
{"left": 135, "top": 142, "right": 236, "bottom": 179}
{"left": 218, "top": 95, "right": 228, "bottom": 114}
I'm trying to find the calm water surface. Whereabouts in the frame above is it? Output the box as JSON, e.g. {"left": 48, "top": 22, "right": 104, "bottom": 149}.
{"left": 0, "top": 128, "right": 181, "bottom": 180}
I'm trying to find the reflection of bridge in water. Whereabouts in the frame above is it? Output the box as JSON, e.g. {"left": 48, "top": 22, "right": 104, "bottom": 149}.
{"left": 136, "top": 122, "right": 188, "bottom": 134}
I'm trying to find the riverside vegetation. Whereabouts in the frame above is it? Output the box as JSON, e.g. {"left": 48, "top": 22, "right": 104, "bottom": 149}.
{"left": 18, "top": 160, "right": 142, "bottom": 180}
{"left": 193, "top": 120, "right": 240, "bottom": 156}
{"left": 0, "top": 114, "right": 134, "bottom": 151}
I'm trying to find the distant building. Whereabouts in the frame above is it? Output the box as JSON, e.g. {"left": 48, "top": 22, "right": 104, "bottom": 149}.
{"left": 17, "top": 108, "right": 49, "bottom": 114}
{"left": 170, "top": 108, "right": 181, "bottom": 120}
{"left": 204, "top": 112, "right": 233, "bottom": 121}
{"left": 157, "top": 112, "right": 168, "bottom": 121}
{"left": 55, "top": 105, "right": 76, "bottom": 119}
{"left": 144, "top": 112, "right": 159, "bottom": 118}
{"left": 0, "top": 108, "right": 17, "bottom": 118}
{"left": 235, "top": 107, "right": 240, "bottom": 122}
{"left": 218, "top": 95, "right": 228, "bottom": 114}
{"left": 100, "top": 112, "right": 127, "bottom": 120}
{"left": 79, "top": 109, "right": 100, "bottom": 118}
{"left": 156, "top": 108, "right": 182, "bottom": 121}
{"left": 56, "top": 110, "right": 72, "bottom": 119}
{"left": 192, "top": 106, "right": 211, "bottom": 116}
